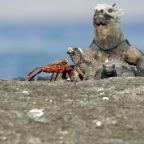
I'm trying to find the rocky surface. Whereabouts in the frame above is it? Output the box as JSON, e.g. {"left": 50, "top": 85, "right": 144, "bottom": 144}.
{"left": 0, "top": 77, "right": 144, "bottom": 144}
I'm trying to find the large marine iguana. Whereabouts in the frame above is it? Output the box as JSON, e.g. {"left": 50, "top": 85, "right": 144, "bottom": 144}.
{"left": 84, "top": 3, "right": 144, "bottom": 71}
{"left": 67, "top": 46, "right": 101, "bottom": 81}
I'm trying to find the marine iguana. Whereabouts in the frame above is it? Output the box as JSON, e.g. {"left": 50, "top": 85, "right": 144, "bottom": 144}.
{"left": 84, "top": 3, "right": 144, "bottom": 72}
{"left": 95, "top": 59, "right": 134, "bottom": 79}
{"left": 67, "top": 47, "right": 136, "bottom": 81}
{"left": 67, "top": 46, "right": 101, "bottom": 81}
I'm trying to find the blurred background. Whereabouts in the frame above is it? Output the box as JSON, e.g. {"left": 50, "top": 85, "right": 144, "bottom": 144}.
{"left": 0, "top": 0, "right": 144, "bottom": 79}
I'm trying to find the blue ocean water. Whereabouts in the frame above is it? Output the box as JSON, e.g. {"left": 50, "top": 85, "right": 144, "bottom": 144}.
{"left": 0, "top": 22, "right": 144, "bottom": 79}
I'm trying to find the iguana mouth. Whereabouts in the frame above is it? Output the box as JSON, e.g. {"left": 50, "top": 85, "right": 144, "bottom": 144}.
{"left": 105, "top": 72, "right": 113, "bottom": 76}
{"left": 93, "top": 14, "right": 112, "bottom": 26}
{"left": 67, "top": 46, "right": 84, "bottom": 56}
{"left": 67, "top": 47, "right": 75, "bottom": 56}
{"left": 93, "top": 19, "right": 110, "bottom": 26}
{"left": 67, "top": 51, "right": 75, "bottom": 56}
{"left": 95, "top": 22, "right": 107, "bottom": 26}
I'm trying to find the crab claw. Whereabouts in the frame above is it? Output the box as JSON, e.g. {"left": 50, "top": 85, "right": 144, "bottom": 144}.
{"left": 26, "top": 76, "right": 31, "bottom": 81}
{"left": 26, "top": 67, "right": 43, "bottom": 81}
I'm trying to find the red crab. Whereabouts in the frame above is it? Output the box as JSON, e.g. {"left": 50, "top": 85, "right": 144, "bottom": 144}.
{"left": 26, "top": 59, "right": 74, "bottom": 81}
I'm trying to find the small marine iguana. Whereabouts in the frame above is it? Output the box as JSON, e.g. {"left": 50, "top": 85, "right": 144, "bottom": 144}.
{"left": 95, "top": 59, "right": 134, "bottom": 79}
{"left": 84, "top": 3, "right": 144, "bottom": 73}
{"left": 67, "top": 46, "right": 101, "bottom": 81}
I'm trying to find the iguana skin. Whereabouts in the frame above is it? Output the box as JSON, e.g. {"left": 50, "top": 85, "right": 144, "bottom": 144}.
{"left": 95, "top": 59, "right": 134, "bottom": 80}
{"left": 67, "top": 47, "right": 143, "bottom": 81}
{"left": 84, "top": 4, "right": 144, "bottom": 71}
{"left": 67, "top": 46, "right": 101, "bottom": 81}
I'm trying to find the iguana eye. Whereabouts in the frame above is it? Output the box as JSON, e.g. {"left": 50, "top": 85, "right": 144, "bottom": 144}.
{"left": 108, "top": 9, "right": 113, "bottom": 13}
{"left": 100, "top": 10, "right": 104, "bottom": 13}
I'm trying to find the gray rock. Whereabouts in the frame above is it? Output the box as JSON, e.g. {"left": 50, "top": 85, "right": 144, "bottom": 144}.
{"left": 0, "top": 78, "right": 144, "bottom": 143}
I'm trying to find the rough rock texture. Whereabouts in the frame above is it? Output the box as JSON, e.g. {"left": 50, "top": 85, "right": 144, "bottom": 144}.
{"left": 0, "top": 78, "right": 144, "bottom": 144}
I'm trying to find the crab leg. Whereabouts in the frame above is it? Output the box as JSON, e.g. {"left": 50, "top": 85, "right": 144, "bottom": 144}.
{"left": 69, "top": 67, "right": 74, "bottom": 78}
{"left": 29, "top": 70, "right": 42, "bottom": 81}
{"left": 50, "top": 72, "right": 55, "bottom": 81}
{"left": 26, "top": 67, "right": 43, "bottom": 80}
{"left": 55, "top": 69, "right": 65, "bottom": 80}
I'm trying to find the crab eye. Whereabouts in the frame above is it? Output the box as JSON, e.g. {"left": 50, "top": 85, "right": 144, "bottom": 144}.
{"left": 108, "top": 9, "right": 113, "bottom": 13}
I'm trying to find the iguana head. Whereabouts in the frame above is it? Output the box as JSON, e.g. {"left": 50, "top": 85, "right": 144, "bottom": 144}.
{"left": 93, "top": 3, "right": 124, "bottom": 26}
{"left": 67, "top": 46, "right": 84, "bottom": 65}
{"left": 102, "top": 63, "right": 116, "bottom": 76}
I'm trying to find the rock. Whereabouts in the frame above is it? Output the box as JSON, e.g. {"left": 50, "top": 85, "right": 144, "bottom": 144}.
{"left": 0, "top": 77, "right": 144, "bottom": 143}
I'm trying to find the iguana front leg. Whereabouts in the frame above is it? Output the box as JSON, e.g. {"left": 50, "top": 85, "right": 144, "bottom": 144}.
{"left": 69, "top": 65, "right": 85, "bottom": 81}
{"left": 78, "top": 63, "right": 93, "bottom": 80}
{"left": 126, "top": 46, "right": 144, "bottom": 69}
